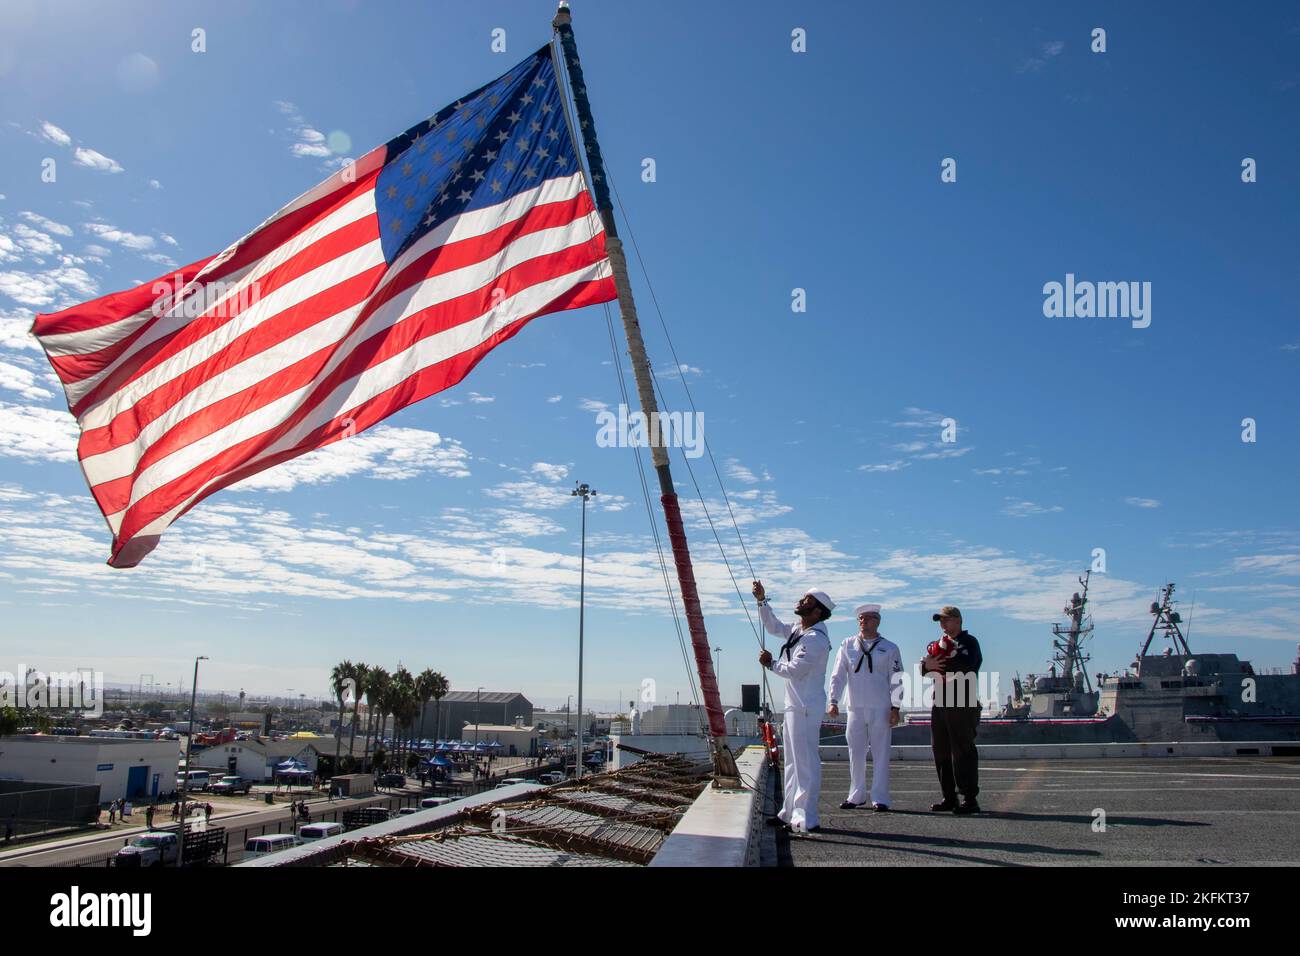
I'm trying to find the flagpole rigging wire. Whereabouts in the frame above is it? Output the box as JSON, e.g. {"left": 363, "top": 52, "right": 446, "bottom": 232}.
{"left": 550, "top": 30, "right": 704, "bottom": 726}
{"left": 551, "top": 7, "right": 737, "bottom": 774}
{"left": 552, "top": 16, "right": 775, "bottom": 716}
{"left": 605, "top": 178, "right": 775, "bottom": 713}
{"left": 602, "top": 301, "right": 705, "bottom": 721}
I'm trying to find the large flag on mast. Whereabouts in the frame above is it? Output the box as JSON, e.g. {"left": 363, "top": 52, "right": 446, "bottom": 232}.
{"left": 32, "top": 47, "right": 615, "bottom": 568}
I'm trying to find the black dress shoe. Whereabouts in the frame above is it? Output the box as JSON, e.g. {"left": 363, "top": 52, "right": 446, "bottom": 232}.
{"left": 872, "top": 803, "right": 890, "bottom": 812}
{"left": 766, "top": 816, "right": 789, "bottom": 828}
{"left": 931, "top": 799, "right": 958, "bottom": 812}
{"left": 953, "top": 800, "right": 981, "bottom": 815}
{"left": 805, "top": 825, "right": 822, "bottom": 833}
{"left": 839, "top": 800, "right": 863, "bottom": 810}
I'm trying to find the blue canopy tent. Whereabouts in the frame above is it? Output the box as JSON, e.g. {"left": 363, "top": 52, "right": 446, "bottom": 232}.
{"left": 274, "top": 758, "right": 313, "bottom": 791}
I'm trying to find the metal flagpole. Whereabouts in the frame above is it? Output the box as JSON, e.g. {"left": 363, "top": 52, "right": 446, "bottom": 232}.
{"left": 551, "top": 2, "right": 740, "bottom": 786}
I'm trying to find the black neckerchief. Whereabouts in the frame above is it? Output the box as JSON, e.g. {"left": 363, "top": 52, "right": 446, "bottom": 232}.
{"left": 780, "top": 629, "right": 803, "bottom": 661}
{"left": 854, "top": 635, "right": 882, "bottom": 673}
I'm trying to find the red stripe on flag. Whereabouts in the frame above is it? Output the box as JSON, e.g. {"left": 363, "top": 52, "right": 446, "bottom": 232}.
{"left": 101, "top": 238, "right": 609, "bottom": 524}
{"left": 108, "top": 273, "right": 616, "bottom": 567}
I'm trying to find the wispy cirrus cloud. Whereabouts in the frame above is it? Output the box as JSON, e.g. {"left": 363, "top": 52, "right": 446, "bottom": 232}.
{"left": 1125, "top": 496, "right": 1161, "bottom": 509}
{"left": 1019, "top": 39, "right": 1065, "bottom": 74}
{"left": 862, "top": 407, "right": 970, "bottom": 472}
{"left": 1001, "top": 497, "right": 1063, "bottom": 518}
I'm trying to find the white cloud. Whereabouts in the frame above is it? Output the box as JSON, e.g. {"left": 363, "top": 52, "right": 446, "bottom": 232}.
{"left": 230, "top": 425, "right": 472, "bottom": 492}
{"left": 290, "top": 142, "right": 331, "bottom": 159}
{"left": 82, "top": 222, "right": 154, "bottom": 251}
{"left": 578, "top": 398, "right": 609, "bottom": 413}
{"left": 18, "top": 212, "right": 73, "bottom": 237}
{"left": 546, "top": 395, "right": 562, "bottom": 403}
{"left": 72, "top": 147, "right": 124, "bottom": 174}
{"left": 1228, "top": 554, "right": 1300, "bottom": 576}
{"left": 0, "top": 402, "right": 79, "bottom": 461}
{"left": 1020, "top": 40, "right": 1065, "bottom": 74}
{"left": 725, "top": 458, "right": 759, "bottom": 484}
{"left": 530, "top": 461, "right": 569, "bottom": 482}
{"left": 1124, "top": 496, "right": 1161, "bottom": 509}
{"left": 275, "top": 100, "right": 345, "bottom": 166}
{"left": 0, "top": 312, "right": 40, "bottom": 351}
{"left": 0, "top": 361, "right": 53, "bottom": 399}
{"left": 466, "top": 391, "right": 495, "bottom": 404}
{"left": 9, "top": 223, "right": 61, "bottom": 257}
{"left": 0, "top": 265, "right": 98, "bottom": 307}
{"left": 657, "top": 362, "right": 702, "bottom": 379}
{"left": 1001, "top": 498, "right": 1064, "bottom": 518}
{"left": 859, "top": 460, "right": 910, "bottom": 473}
{"left": 39, "top": 121, "right": 72, "bottom": 148}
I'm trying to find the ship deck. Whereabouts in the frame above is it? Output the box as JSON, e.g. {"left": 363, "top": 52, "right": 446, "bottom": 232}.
{"left": 768, "top": 756, "right": 1300, "bottom": 866}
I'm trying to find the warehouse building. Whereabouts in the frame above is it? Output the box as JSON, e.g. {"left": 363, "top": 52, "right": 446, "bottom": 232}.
{"left": 0, "top": 734, "right": 180, "bottom": 803}
{"left": 418, "top": 691, "right": 532, "bottom": 740}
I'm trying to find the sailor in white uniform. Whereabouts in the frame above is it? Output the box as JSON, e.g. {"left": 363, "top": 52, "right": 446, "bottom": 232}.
{"left": 754, "top": 580, "right": 833, "bottom": 833}
{"left": 828, "top": 603, "right": 903, "bottom": 810}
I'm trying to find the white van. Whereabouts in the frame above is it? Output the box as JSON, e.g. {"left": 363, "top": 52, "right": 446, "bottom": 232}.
{"left": 243, "top": 834, "right": 301, "bottom": 858}
{"left": 297, "top": 822, "right": 343, "bottom": 842}
{"left": 177, "top": 770, "right": 211, "bottom": 791}
{"left": 420, "top": 796, "right": 453, "bottom": 809}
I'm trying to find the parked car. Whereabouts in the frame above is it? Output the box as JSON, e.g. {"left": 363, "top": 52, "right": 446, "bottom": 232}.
{"left": 538, "top": 772, "right": 564, "bottom": 785}
{"left": 495, "top": 777, "right": 530, "bottom": 789}
{"left": 175, "top": 770, "right": 211, "bottom": 791}
{"left": 114, "top": 831, "right": 180, "bottom": 868}
{"left": 396, "top": 807, "right": 418, "bottom": 815}
{"left": 420, "top": 796, "right": 453, "bottom": 809}
{"left": 243, "top": 834, "right": 301, "bottom": 858}
{"left": 209, "top": 775, "right": 252, "bottom": 795}
{"left": 298, "top": 822, "right": 344, "bottom": 841}
{"left": 379, "top": 772, "right": 406, "bottom": 788}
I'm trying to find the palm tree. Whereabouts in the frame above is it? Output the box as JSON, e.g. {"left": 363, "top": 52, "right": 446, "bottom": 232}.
{"left": 429, "top": 672, "right": 449, "bottom": 745}
{"left": 390, "top": 666, "right": 416, "bottom": 767}
{"left": 414, "top": 668, "right": 439, "bottom": 756}
{"left": 330, "top": 660, "right": 354, "bottom": 771}
{"left": 348, "top": 662, "right": 369, "bottom": 763}
{"left": 364, "top": 666, "right": 390, "bottom": 773}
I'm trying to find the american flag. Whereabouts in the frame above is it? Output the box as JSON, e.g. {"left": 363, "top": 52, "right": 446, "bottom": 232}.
{"left": 32, "top": 47, "right": 616, "bottom": 568}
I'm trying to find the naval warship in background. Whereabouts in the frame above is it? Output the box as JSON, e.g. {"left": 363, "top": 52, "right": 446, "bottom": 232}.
{"left": 825, "top": 573, "right": 1300, "bottom": 750}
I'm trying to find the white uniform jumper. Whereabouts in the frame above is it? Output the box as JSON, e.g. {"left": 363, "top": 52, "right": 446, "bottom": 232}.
{"left": 829, "top": 633, "right": 903, "bottom": 807}
{"left": 761, "top": 603, "right": 831, "bottom": 830}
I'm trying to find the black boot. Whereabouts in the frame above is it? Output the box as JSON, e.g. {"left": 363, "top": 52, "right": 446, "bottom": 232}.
{"left": 930, "top": 798, "right": 958, "bottom": 812}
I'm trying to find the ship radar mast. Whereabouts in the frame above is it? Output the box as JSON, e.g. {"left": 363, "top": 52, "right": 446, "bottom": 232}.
{"left": 1139, "top": 582, "right": 1192, "bottom": 657}
{"left": 1050, "top": 570, "right": 1095, "bottom": 693}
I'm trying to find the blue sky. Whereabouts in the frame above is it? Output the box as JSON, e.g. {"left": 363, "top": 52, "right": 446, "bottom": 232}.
{"left": 1, "top": 1, "right": 1297, "bottom": 711}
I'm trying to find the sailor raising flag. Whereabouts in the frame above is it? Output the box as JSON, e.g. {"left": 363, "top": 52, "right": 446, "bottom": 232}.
{"left": 755, "top": 580, "right": 833, "bottom": 833}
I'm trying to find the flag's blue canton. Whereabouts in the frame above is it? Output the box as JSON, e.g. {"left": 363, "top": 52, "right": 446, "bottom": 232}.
{"left": 375, "top": 47, "right": 581, "bottom": 265}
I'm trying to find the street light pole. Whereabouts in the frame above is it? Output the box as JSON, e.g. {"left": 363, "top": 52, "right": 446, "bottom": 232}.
{"left": 474, "top": 686, "right": 483, "bottom": 752}
{"left": 177, "top": 655, "right": 208, "bottom": 868}
{"left": 571, "top": 482, "right": 596, "bottom": 779}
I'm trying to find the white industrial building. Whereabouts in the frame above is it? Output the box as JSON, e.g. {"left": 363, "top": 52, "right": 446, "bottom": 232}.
{"left": 0, "top": 735, "right": 180, "bottom": 803}
{"left": 607, "top": 704, "right": 761, "bottom": 769}
{"left": 465, "top": 723, "right": 539, "bottom": 757}
{"left": 190, "top": 737, "right": 323, "bottom": 782}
